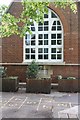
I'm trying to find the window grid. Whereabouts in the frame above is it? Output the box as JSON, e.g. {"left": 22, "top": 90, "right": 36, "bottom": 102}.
{"left": 24, "top": 9, "right": 63, "bottom": 63}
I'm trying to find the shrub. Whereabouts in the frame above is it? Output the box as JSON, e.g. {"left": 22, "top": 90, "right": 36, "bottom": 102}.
{"left": 0, "top": 67, "right": 7, "bottom": 78}
{"left": 57, "top": 75, "right": 62, "bottom": 80}
{"left": 26, "top": 60, "right": 40, "bottom": 79}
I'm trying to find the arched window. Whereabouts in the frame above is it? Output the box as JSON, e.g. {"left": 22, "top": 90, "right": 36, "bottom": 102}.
{"left": 23, "top": 9, "right": 63, "bottom": 63}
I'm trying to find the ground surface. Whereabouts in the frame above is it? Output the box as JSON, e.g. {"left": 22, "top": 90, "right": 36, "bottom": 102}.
{"left": 0, "top": 89, "right": 80, "bottom": 119}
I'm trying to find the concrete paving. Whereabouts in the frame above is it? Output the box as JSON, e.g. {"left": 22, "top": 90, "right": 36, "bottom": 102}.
{"left": 0, "top": 89, "right": 80, "bottom": 119}
{"left": 58, "top": 105, "right": 79, "bottom": 118}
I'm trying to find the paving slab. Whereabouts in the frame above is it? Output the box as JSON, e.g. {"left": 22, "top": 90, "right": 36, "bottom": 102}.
{"left": 58, "top": 105, "right": 79, "bottom": 118}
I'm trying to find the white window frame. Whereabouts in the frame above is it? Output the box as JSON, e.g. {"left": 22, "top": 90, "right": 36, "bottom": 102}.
{"left": 23, "top": 9, "right": 64, "bottom": 64}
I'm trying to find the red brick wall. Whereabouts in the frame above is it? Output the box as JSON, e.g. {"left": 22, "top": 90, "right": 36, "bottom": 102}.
{"left": 78, "top": 2, "right": 80, "bottom": 80}
{"left": 3, "top": 65, "right": 27, "bottom": 82}
{"left": 1, "top": 2, "right": 79, "bottom": 82}
{"left": 51, "top": 65, "right": 78, "bottom": 83}
{"left": 3, "top": 65, "right": 79, "bottom": 82}
{"left": 0, "top": 40, "right": 2, "bottom": 63}
{"left": 8, "top": 2, "right": 23, "bottom": 18}
{"left": 2, "top": 2, "right": 78, "bottom": 64}
{"left": 2, "top": 35, "right": 23, "bottom": 63}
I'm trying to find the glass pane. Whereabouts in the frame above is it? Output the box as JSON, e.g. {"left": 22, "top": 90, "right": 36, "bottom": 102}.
{"left": 31, "top": 27, "right": 35, "bottom": 31}
{"left": 57, "top": 21, "right": 60, "bottom": 25}
{"left": 31, "top": 34, "right": 35, "bottom": 39}
{"left": 51, "top": 12, "right": 57, "bottom": 18}
{"left": 25, "top": 41, "right": 30, "bottom": 45}
{"left": 38, "top": 48, "right": 43, "bottom": 53}
{"left": 25, "top": 48, "right": 30, "bottom": 53}
{"left": 52, "top": 26, "right": 56, "bottom": 30}
{"left": 31, "top": 40, "right": 35, "bottom": 45}
{"left": 44, "top": 27, "right": 48, "bottom": 31}
{"left": 57, "top": 34, "right": 62, "bottom": 39}
{"left": 53, "top": 21, "right": 56, "bottom": 25}
{"left": 38, "top": 27, "right": 43, "bottom": 31}
{"left": 38, "top": 40, "right": 43, "bottom": 45}
{"left": 57, "top": 54, "right": 61, "bottom": 59}
{"left": 44, "top": 48, "right": 48, "bottom": 53}
{"left": 51, "top": 48, "right": 56, "bottom": 53}
{"left": 31, "top": 48, "right": 35, "bottom": 53}
{"left": 51, "top": 54, "right": 56, "bottom": 59}
{"left": 25, "top": 55, "right": 30, "bottom": 59}
{"left": 25, "top": 34, "right": 27, "bottom": 39}
{"left": 51, "top": 34, "right": 56, "bottom": 39}
{"left": 57, "top": 48, "right": 62, "bottom": 53}
{"left": 57, "top": 40, "right": 62, "bottom": 45}
{"left": 38, "top": 22, "right": 43, "bottom": 25}
{"left": 44, "top": 55, "right": 48, "bottom": 59}
{"left": 38, "top": 34, "right": 43, "bottom": 39}
{"left": 25, "top": 34, "right": 30, "bottom": 45}
{"left": 31, "top": 55, "right": 35, "bottom": 59}
{"left": 44, "top": 40, "right": 48, "bottom": 45}
{"left": 44, "top": 21, "right": 48, "bottom": 25}
{"left": 38, "top": 55, "right": 43, "bottom": 59}
{"left": 44, "top": 34, "right": 48, "bottom": 39}
{"left": 31, "top": 23, "right": 34, "bottom": 26}
{"left": 44, "top": 14, "right": 48, "bottom": 18}
{"left": 51, "top": 40, "right": 56, "bottom": 45}
{"left": 57, "top": 26, "right": 61, "bottom": 30}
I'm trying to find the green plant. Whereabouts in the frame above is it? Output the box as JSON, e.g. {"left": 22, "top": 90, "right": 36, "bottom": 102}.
{"left": 0, "top": 1, "right": 77, "bottom": 38}
{"left": 57, "top": 75, "right": 62, "bottom": 80}
{"left": 0, "top": 67, "right": 7, "bottom": 78}
{"left": 26, "top": 60, "right": 40, "bottom": 79}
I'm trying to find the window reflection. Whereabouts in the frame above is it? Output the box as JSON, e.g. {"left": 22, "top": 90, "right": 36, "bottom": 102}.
{"left": 25, "top": 34, "right": 30, "bottom": 45}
